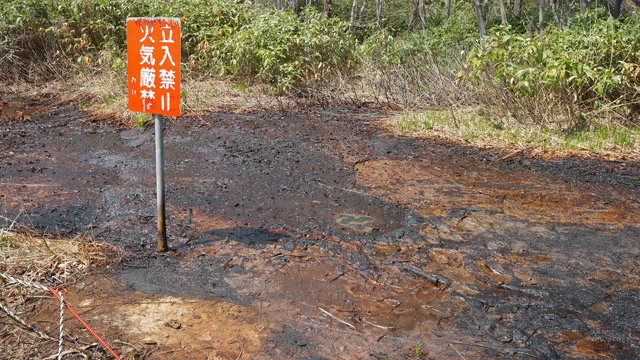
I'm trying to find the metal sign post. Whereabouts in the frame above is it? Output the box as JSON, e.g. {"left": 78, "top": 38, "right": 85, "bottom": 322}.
{"left": 155, "top": 114, "right": 168, "bottom": 251}
{"left": 127, "top": 17, "right": 181, "bottom": 252}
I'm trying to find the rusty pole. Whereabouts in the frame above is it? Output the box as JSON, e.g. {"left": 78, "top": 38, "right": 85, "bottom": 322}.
{"left": 154, "top": 114, "right": 168, "bottom": 252}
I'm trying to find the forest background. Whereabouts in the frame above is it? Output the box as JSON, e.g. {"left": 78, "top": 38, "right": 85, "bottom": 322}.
{"left": 1, "top": 0, "right": 639, "bottom": 157}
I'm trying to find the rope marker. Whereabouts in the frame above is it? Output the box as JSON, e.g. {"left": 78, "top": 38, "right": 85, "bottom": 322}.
{"left": 1, "top": 273, "right": 121, "bottom": 360}
{"left": 49, "top": 287, "right": 122, "bottom": 360}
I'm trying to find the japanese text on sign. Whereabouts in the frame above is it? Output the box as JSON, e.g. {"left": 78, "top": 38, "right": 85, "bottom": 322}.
{"left": 127, "top": 18, "right": 181, "bottom": 117}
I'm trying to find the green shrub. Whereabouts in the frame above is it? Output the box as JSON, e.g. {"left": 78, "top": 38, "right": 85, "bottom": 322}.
{"left": 1, "top": 0, "right": 354, "bottom": 94}
{"left": 465, "top": 13, "right": 640, "bottom": 125}
{"left": 358, "top": 29, "right": 431, "bottom": 68}
{"left": 422, "top": 1, "right": 479, "bottom": 57}
{"left": 206, "top": 7, "right": 356, "bottom": 93}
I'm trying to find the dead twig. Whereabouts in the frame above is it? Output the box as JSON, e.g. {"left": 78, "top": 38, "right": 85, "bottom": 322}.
{"left": 329, "top": 272, "right": 345, "bottom": 283}
{"left": 376, "top": 331, "right": 390, "bottom": 342}
{"left": 396, "top": 263, "right": 445, "bottom": 287}
{"left": 448, "top": 343, "right": 466, "bottom": 359}
{"left": 0, "top": 301, "right": 56, "bottom": 341}
{"left": 362, "top": 319, "right": 395, "bottom": 330}
{"left": 319, "top": 307, "right": 356, "bottom": 330}
{"left": 43, "top": 343, "right": 98, "bottom": 360}
{"left": 491, "top": 149, "right": 524, "bottom": 163}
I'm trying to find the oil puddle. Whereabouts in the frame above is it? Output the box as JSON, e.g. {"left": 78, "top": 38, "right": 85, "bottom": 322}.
{"left": 355, "top": 158, "right": 640, "bottom": 228}
{"left": 263, "top": 255, "right": 476, "bottom": 359}
{"left": 5, "top": 102, "right": 640, "bottom": 358}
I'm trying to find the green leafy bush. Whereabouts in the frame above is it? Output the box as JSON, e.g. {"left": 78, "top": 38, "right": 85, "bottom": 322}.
{"left": 466, "top": 14, "right": 640, "bottom": 125}
{"left": 1, "top": 0, "right": 354, "bottom": 94}
{"left": 358, "top": 29, "right": 431, "bottom": 68}
{"left": 203, "top": 7, "right": 356, "bottom": 93}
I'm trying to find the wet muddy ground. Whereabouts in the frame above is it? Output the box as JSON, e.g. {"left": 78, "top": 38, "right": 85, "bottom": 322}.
{"left": 1, "top": 98, "right": 640, "bottom": 359}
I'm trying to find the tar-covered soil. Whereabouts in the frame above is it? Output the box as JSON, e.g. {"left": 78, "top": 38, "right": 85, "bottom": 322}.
{"left": 1, "top": 98, "right": 639, "bottom": 359}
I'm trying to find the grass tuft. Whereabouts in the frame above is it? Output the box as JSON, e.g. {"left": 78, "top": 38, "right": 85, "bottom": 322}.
{"left": 394, "top": 107, "right": 640, "bottom": 160}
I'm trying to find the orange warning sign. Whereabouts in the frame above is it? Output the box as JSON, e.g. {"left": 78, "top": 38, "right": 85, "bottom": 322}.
{"left": 127, "top": 17, "right": 181, "bottom": 117}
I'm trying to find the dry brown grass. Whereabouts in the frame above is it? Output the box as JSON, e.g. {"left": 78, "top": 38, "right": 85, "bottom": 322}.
{"left": 0, "top": 215, "right": 119, "bottom": 360}
{"left": 0, "top": 66, "right": 303, "bottom": 130}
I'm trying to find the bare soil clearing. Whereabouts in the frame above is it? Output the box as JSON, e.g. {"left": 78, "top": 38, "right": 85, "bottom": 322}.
{"left": 1, "top": 98, "right": 639, "bottom": 359}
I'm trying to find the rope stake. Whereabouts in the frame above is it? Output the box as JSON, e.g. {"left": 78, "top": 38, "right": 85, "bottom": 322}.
{"left": 56, "top": 288, "right": 66, "bottom": 360}
{"left": 0, "top": 273, "right": 121, "bottom": 360}
{"left": 49, "top": 288, "right": 122, "bottom": 360}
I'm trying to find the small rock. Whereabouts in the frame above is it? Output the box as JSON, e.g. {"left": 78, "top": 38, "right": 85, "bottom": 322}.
{"left": 588, "top": 302, "right": 612, "bottom": 315}
{"left": 511, "top": 241, "right": 528, "bottom": 253}
{"left": 164, "top": 320, "right": 182, "bottom": 329}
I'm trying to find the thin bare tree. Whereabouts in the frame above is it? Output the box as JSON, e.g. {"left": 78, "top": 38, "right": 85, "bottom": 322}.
{"left": 350, "top": 0, "right": 359, "bottom": 32}
{"left": 409, "top": 0, "right": 427, "bottom": 30}
{"left": 473, "top": 0, "right": 489, "bottom": 36}
{"left": 513, "top": 0, "right": 522, "bottom": 18}
{"left": 537, "top": 0, "right": 548, "bottom": 33}
{"left": 498, "top": 0, "right": 509, "bottom": 26}
{"left": 291, "top": 0, "right": 301, "bottom": 13}
{"left": 580, "top": 0, "right": 590, "bottom": 11}
{"left": 376, "top": 0, "right": 384, "bottom": 28}
{"left": 349, "top": 0, "right": 368, "bottom": 32}
{"left": 322, "top": 0, "right": 332, "bottom": 17}
{"left": 598, "top": 0, "right": 640, "bottom": 18}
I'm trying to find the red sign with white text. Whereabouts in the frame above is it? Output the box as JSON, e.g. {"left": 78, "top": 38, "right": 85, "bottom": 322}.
{"left": 127, "top": 18, "right": 180, "bottom": 116}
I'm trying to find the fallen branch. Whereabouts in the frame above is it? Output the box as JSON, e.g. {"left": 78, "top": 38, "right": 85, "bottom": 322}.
{"left": 491, "top": 149, "right": 524, "bottom": 163}
{"left": 396, "top": 263, "right": 448, "bottom": 287}
{"left": 43, "top": 343, "right": 98, "bottom": 360}
{"left": 448, "top": 343, "right": 467, "bottom": 359}
{"left": 362, "top": 319, "right": 395, "bottom": 330}
{"left": 0, "top": 301, "right": 56, "bottom": 341}
{"left": 319, "top": 307, "right": 356, "bottom": 330}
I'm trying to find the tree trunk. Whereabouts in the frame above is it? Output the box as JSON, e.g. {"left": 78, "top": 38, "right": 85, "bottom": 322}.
{"left": 513, "top": 0, "right": 522, "bottom": 18}
{"left": 291, "top": 0, "right": 301, "bottom": 13}
{"left": 551, "top": 0, "right": 564, "bottom": 28}
{"left": 538, "top": 0, "right": 547, "bottom": 33}
{"left": 360, "top": 0, "right": 368, "bottom": 21}
{"left": 409, "top": 0, "right": 426, "bottom": 30}
{"left": 580, "top": 0, "right": 589, "bottom": 11}
{"left": 409, "top": 0, "right": 418, "bottom": 31}
{"left": 322, "top": 0, "right": 332, "bottom": 17}
{"left": 498, "top": 0, "right": 508, "bottom": 26}
{"left": 446, "top": 0, "right": 452, "bottom": 20}
{"left": 350, "top": 0, "right": 359, "bottom": 33}
{"left": 376, "top": 0, "right": 384, "bottom": 28}
{"left": 418, "top": 0, "right": 427, "bottom": 29}
{"left": 473, "top": 0, "right": 488, "bottom": 37}
{"left": 598, "top": 0, "right": 640, "bottom": 18}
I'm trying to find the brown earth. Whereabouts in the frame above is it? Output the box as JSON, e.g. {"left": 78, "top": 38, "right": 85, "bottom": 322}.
{"left": 1, "top": 97, "right": 639, "bottom": 359}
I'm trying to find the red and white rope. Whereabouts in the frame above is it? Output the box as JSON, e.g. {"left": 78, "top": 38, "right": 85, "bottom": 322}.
{"left": 0, "top": 273, "right": 49, "bottom": 292}
{"left": 2, "top": 273, "right": 121, "bottom": 360}
{"left": 57, "top": 290, "right": 65, "bottom": 360}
